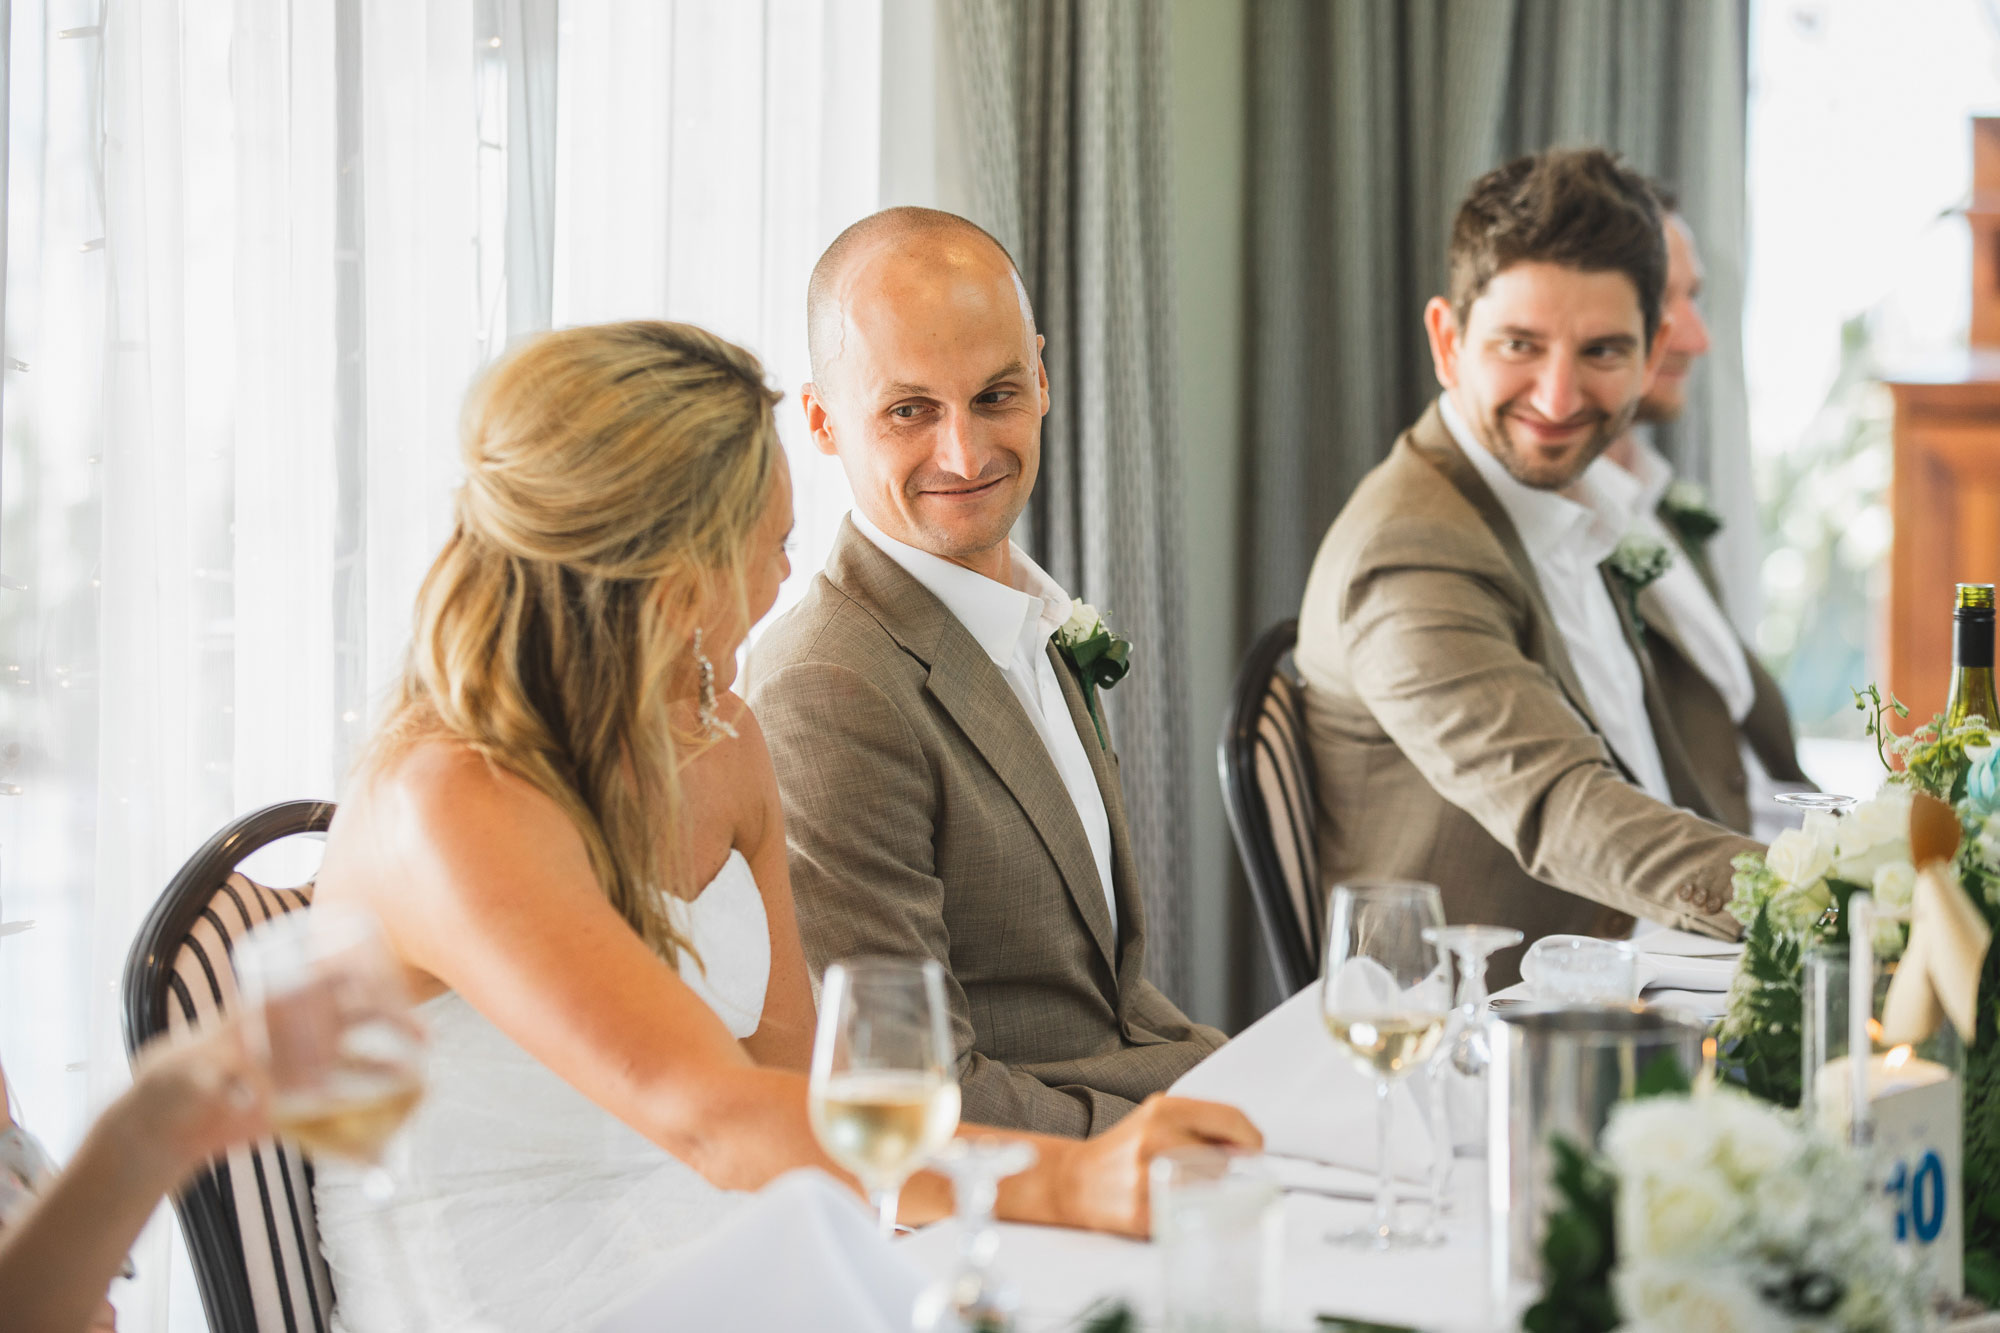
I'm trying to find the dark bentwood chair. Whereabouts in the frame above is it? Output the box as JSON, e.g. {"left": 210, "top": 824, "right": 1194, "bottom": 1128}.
{"left": 121, "top": 800, "right": 337, "bottom": 1333}
{"left": 1218, "top": 619, "right": 1325, "bottom": 998}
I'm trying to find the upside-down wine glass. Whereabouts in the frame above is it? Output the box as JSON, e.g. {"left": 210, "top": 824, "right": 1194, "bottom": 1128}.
{"left": 1425, "top": 925, "right": 1524, "bottom": 1078}
{"left": 911, "top": 1137, "right": 1038, "bottom": 1333}
{"left": 810, "top": 957, "right": 962, "bottom": 1239}
{"left": 1319, "top": 880, "right": 1452, "bottom": 1249}
{"left": 1412, "top": 924, "right": 1522, "bottom": 1241}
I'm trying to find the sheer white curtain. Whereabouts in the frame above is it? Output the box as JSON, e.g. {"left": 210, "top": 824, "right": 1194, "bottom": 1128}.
{"left": 554, "top": 0, "right": 879, "bottom": 629}
{"left": 0, "top": 2, "right": 893, "bottom": 1328}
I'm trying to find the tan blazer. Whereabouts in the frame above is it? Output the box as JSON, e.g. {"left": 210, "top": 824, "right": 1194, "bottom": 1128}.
{"left": 1641, "top": 525, "right": 1811, "bottom": 836}
{"left": 748, "top": 519, "right": 1224, "bottom": 1136}
{"left": 1295, "top": 404, "right": 1761, "bottom": 987}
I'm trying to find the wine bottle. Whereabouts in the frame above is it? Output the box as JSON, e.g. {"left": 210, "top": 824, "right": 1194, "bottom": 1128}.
{"left": 1945, "top": 582, "right": 1999, "bottom": 730}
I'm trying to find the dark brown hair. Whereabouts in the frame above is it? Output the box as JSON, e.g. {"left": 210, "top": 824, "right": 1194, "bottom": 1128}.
{"left": 1447, "top": 148, "right": 1667, "bottom": 345}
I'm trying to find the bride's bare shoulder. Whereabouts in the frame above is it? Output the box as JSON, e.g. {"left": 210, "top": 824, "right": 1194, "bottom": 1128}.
{"left": 342, "top": 737, "right": 577, "bottom": 862}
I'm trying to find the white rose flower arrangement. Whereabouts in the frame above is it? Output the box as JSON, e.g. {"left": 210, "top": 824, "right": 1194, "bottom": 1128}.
{"left": 1526, "top": 1087, "right": 1932, "bottom": 1333}
{"left": 1718, "top": 783, "right": 1922, "bottom": 1107}
{"left": 1714, "top": 685, "right": 2000, "bottom": 1306}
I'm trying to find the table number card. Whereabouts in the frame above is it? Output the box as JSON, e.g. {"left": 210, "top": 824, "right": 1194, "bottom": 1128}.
{"left": 1872, "top": 1076, "right": 1963, "bottom": 1297}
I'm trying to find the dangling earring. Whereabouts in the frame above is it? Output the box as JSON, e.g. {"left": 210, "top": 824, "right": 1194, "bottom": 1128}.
{"left": 693, "top": 628, "right": 737, "bottom": 740}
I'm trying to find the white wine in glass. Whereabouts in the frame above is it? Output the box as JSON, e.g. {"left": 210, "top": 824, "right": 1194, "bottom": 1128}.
{"left": 269, "top": 1066, "right": 424, "bottom": 1164}
{"left": 1320, "top": 879, "right": 1450, "bottom": 1249}
{"left": 811, "top": 1069, "right": 960, "bottom": 1186}
{"left": 1322, "top": 1011, "right": 1448, "bottom": 1078}
{"left": 809, "top": 957, "right": 959, "bottom": 1237}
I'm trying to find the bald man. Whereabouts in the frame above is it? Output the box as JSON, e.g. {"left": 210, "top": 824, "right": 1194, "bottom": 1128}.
{"left": 749, "top": 207, "right": 1224, "bottom": 1136}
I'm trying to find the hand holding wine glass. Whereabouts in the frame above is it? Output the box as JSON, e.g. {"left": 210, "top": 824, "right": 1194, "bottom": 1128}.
{"left": 234, "top": 904, "right": 426, "bottom": 1191}
{"left": 809, "top": 957, "right": 961, "bottom": 1238}
{"left": 1320, "top": 880, "right": 1450, "bottom": 1249}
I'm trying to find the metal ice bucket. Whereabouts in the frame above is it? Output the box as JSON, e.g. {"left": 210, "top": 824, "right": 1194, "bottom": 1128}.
{"left": 1486, "top": 1004, "right": 1708, "bottom": 1302}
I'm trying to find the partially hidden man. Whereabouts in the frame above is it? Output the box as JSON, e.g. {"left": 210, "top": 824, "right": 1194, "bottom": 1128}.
{"left": 1295, "top": 149, "right": 1763, "bottom": 987}
{"left": 1595, "top": 185, "right": 1812, "bottom": 841}
{"left": 751, "top": 207, "right": 1224, "bottom": 1135}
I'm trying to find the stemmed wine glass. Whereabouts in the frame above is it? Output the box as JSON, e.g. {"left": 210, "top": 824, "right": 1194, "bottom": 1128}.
{"left": 1320, "top": 880, "right": 1452, "bottom": 1249}
{"left": 233, "top": 903, "right": 426, "bottom": 1199}
{"left": 809, "top": 957, "right": 961, "bottom": 1239}
{"left": 910, "top": 1137, "right": 1038, "bottom": 1333}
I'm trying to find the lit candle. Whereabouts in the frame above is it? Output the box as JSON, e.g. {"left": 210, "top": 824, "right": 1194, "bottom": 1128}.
{"left": 1814, "top": 1044, "right": 1953, "bottom": 1139}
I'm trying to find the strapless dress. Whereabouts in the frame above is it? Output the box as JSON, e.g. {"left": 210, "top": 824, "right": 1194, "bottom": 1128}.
{"left": 315, "top": 849, "right": 771, "bottom": 1333}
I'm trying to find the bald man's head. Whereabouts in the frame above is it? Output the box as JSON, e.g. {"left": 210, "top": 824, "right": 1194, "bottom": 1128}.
{"left": 799, "top": 207, "right": 1050, "bottom": 582}
{"left": 806, "top": 207, "right": 1032, "bottom": 387}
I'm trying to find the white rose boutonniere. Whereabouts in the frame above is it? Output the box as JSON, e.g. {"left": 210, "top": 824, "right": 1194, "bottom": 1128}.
{"left": 1603, "top": 532, "right": 1673, "bottom": 625}
{"left": 1661, "top": 478, "right": 1724, "bottom": 547}
{"left": 1053, "top": 599, "right": 1131, "bottom": 750}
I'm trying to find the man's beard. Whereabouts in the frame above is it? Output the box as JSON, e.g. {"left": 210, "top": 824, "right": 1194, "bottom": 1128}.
{"left": 1474, "top": 397, "right": 1635, "bottom": 491}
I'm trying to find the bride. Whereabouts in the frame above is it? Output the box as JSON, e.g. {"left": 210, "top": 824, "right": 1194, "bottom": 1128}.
{"left": 307, "top": 321, "right": 1257, "bottom": 1332}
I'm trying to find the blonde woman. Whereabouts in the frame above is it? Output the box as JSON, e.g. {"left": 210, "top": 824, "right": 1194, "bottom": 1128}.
{"left": 308, "top": 322, "right": 1255, "bottom": 1332}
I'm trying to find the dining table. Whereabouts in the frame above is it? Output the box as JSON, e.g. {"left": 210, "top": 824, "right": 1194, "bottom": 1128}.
{"left": 899, "top": 927, "right": 1754, "bottom": 1332}
{"left": 902, "top": 982, "right": 1498, "bottom": 1332}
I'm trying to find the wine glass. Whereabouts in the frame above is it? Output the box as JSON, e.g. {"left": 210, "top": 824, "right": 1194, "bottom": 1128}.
{"left": 1320, "top": 880, "right": 1451, "bottom": 1249}
{"left": 1775, "top": 791, "right": 1857, "bottom": 819}
{"left": 233, "top": 903, "right": 425, "bottom": 1199}
{"left": 809, "top": 957, "right": 961, "bottom": 1239}
{"left": 1424, "top": 925, "right": 1523, "bottom": 1077}
{"left": 910, "top": 1137, "right": 1037, "bottom": 1333}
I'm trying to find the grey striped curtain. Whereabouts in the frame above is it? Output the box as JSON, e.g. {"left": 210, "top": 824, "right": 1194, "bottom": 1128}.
{"left": 1244, "top": 0, "right": 1755, "bottom": 637}
{"left": 944, "top": 1, "right": 1195, "bottom": 1001}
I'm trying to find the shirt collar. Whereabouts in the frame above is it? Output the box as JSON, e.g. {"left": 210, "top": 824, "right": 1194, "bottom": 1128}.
{"left": 1438, "top": 392, "right": 1625, "bottom": 566}
{"left": 850, "top": 509, "right": 1073, "bottom": 667}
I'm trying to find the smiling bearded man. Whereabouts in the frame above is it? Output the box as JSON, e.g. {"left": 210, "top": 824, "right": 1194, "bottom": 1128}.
{"left": 1293, "top": 149, "right": 1763, "bottom": 988}
{"left": 749, "top": 207, "right": 1224, "bottom": 1136}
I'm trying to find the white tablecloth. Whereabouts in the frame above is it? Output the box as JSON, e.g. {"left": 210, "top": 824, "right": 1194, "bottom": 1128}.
{"left": 1170, "top": 984, "right": 1436, "bottom": 1182}
{"left": 901, "top": 1175, "right": 1495, "bottom": 1332}
{"left": 902, "top": 984, "right": 1506, "bottom": 1331}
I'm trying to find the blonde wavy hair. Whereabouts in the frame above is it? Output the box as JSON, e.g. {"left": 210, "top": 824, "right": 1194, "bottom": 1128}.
{"left": 369, "top": 321, "right": 782, "bottom": 965}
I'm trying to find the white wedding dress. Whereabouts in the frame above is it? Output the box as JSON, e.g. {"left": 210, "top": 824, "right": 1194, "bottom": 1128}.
{"left": 315, "top": 850, "right": 772, "bottom": 1333}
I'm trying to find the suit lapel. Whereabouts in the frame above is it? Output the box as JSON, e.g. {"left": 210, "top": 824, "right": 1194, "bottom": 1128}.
{"left": 824, "top": 520, "right": 1120, "bottom": 976}
{"left": 1605, "top": 567, "right": 1723, "bottom": 820}
{"left": 1404, "top": 406, "right": 1606, "bottom": 736}
{"left": 1657, "top": 517, "right": 1810, "bottom": 787}
{"left": 1047, "top": 645, "right": 1147, "bottom": 989}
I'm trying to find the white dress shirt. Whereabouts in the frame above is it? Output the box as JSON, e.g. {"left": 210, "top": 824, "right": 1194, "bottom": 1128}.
{"left": 1439, "top": 393, "right": 1674, "bottom": 803}
{"left": 850, "top": 510, "right": 1118, "bottom": 933}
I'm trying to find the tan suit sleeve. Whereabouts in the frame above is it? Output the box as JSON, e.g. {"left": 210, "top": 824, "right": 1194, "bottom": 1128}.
{"left": 1336, "top": 520, "right": 1758, "bottom": 933}
{"left": 754, "top": 659, "right": 1141, "bottom": 1136}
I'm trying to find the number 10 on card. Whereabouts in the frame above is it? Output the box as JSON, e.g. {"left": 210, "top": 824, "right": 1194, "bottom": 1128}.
{"left": 1872, "top": 1078, "right": 1963, "bottom": 1297}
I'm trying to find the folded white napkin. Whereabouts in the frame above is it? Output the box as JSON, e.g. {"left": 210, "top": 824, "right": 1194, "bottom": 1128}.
{"left": 1634, "top": 953, "right": 1737, "bottom": 994}
{"left": 593, "top": 1170, "right": 927, "bottom": 1333}
{"left": 1631, "top": 927, "right": 1745, "bottom": 961}
{"left": 1170, "top": 984, "right": 1435, "bottom": 1183}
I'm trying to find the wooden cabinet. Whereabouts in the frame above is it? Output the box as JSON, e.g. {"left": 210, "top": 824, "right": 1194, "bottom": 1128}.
{"left": 1887, "top": 356, "right": 2000, "bottom": 722}
{"left": 1885, "top": 119, "right": 2000, "bottom": 721}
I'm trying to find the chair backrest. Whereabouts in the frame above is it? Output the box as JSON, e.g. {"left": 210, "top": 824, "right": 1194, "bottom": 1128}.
{"left": 122, "top": 800, "right": 337, "bottom": 1333}
{"left": 1217, "top": 619, "right": 1324, "bottom": 997}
